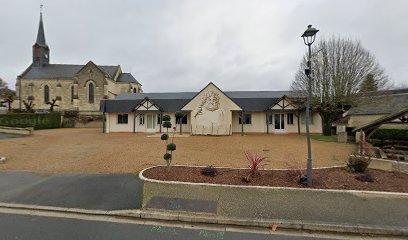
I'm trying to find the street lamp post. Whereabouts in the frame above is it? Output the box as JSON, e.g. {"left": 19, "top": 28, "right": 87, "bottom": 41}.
{"left": 301, "top": 25, "right": 319, "bottom": 187}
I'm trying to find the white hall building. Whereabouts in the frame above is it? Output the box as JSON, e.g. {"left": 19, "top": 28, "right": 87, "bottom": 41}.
{"left": 100, "top": 83, "right": 323, "bottom": 135}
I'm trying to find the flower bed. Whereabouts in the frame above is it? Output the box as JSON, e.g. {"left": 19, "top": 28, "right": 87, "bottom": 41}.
{"left": 142, "top": 165, "right": 408, "bottom": 193}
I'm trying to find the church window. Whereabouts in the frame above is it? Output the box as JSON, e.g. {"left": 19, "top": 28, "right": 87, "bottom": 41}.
{"left": 88, "top": 82, "right": 94, "bottom": 103}
{"left": 44, "top": 85, "right": 50, "bottom": 103}
{"left": 133, "top": 88, "right": 137, "bottom": 93}
{"left": 71, "top": 85, "right": 75, "bottom": 103}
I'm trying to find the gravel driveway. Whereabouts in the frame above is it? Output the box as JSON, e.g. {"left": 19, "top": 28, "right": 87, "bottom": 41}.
{"left": 0, "top": 128, "right": 355, "bottom": 173}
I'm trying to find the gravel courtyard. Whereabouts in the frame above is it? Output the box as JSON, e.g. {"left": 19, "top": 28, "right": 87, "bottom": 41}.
{"left": 0, "top": 128, "right": 355, "bottom": 173}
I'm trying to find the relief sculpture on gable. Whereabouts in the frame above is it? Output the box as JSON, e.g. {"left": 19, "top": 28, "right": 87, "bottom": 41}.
{"left": 192, "top": 91, "right": 229, "bottom": 135}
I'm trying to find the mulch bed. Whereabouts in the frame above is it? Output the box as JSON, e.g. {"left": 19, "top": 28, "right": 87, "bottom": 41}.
{"left": 143, "top": 166, "right": 408, "bottom": 193}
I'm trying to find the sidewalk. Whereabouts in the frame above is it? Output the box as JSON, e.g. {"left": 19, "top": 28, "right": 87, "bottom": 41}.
{"left": 141, "top": 188, "right": 408, "bottom": 236}
{"left": 0, "top": 171, "right": 406, "bottom": 237}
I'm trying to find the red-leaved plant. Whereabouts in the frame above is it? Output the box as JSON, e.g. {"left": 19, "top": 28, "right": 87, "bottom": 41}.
{"left": 244, "top": 151, "right": 267, "bottom": 176}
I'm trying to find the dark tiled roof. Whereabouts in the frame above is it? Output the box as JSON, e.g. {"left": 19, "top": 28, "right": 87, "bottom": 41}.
{"left": 102, "top": 91, "right": 292, "bottom": 113}
{"left": 117, "top": 73, "right": 141, "bottom": 85}
{"left": 232, "top": 98, "right": 280, "bottom": 112}
{"left": 226, "top": 91, "right": 292, "bottom": 98}
{"left": 361, "top": 88, "right": 408, "bottom": 97}
{"left": 20, "top": 64, "right": 119, "bottom": 80}
{"left": 347, "top": 93, "right": 408, "bottom": 115}
{"left": 101, "top": 99, "right": 142, "bottom": 113}
{"left": 116, "top": 92, "right": 196, "bottom": 100}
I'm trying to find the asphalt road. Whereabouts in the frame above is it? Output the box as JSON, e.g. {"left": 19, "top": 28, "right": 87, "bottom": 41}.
{"left": 0, "top": 213, "right": 333, "bottom": 240}
{"left": 0, "top": 171, "right": 143, "bottom": 210}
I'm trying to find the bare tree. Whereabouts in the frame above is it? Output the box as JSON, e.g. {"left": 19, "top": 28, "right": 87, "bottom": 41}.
{"left": 23, "top": 99, "right": 35, "bottom": 112}
{"left": 291, "top": 36, "right": 388, "bottom": 135}
{"left": 1, "top": 95, "right": 14, "bottom": 112}
{"left": 46, "top": 98, "right": 59, "bottom": 112}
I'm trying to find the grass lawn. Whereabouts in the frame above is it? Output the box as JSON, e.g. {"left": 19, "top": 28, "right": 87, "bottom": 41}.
{"left": 311, "top": 134, "right": 338, "bottom": 142}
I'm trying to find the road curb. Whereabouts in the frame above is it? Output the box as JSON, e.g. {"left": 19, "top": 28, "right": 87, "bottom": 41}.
{"left": 0, "top": 202, "right": 406, "bottom": 237}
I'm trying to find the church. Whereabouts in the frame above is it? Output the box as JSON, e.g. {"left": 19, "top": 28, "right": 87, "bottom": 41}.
{"left": 16, "top": 11, "right": 142, "bottom": 113}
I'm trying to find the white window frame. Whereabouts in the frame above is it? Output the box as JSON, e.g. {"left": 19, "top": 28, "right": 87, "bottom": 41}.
{"left": 139, "top": 114, "right": 145, "bottom": 125}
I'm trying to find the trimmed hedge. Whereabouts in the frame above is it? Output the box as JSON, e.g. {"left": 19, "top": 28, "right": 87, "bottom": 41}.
{"left": 370, "top": 128, "right": 408, "bottom": 141}
{"left": 0, "top": 112, "right": 62, "bottom": 130}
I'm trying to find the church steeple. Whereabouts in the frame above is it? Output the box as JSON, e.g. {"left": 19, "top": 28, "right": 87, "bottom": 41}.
{"left": 33, "top": 5, "right": 50, "bottom": 67}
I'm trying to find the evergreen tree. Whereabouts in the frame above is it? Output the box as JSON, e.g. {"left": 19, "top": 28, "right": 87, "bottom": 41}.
{"left": 360, "top": 74, "right": 379, "bottom": 92}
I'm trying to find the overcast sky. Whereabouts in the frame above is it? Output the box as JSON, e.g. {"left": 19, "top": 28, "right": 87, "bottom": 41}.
{"left": 0, "top": 0, "right": 407, "bottom": 92}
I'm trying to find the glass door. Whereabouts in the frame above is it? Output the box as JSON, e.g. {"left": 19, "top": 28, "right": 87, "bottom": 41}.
{"left": 274, "top": 114, "right": 285, "bottom": 132}
{"left": 146, "top": 114, "right": 156, "bottom": 133}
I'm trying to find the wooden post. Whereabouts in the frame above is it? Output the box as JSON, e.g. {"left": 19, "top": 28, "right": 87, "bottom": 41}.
{"left": 180, "top": 114, "right": 183, "bottom": 135}
{"left": 133, "top": 111, "right": 137, "bottom": 133}
{"left": 241, "top": 111, "right": 244, "bottom": 136}
{"left": 102, "top": 112, "right": 106, "bottom": 133}
{"left": 266, "top": 110, "right": 269, "bottom": 134}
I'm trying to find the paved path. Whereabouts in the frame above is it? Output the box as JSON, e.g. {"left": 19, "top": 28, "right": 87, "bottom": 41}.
{"left": 0, "top": 171, "right": 143, "bottom": 210}
{"left": 0, "top": 133, "right": 27, "bottom": 140}
{"left": 0, "top": 213, "right": 342, "bottom": 240}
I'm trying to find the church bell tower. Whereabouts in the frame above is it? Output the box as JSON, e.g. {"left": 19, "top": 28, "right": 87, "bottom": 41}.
{"left": 32, "top": 6, "right": 50, "bottom": 67}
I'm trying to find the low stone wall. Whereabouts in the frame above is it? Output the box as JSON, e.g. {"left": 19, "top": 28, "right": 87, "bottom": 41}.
{"left": 369, "top": 157, "right": 408, "bottom": 174}
{"left": 0, "top": 126, "right": 33, "bottom": 135}
{"left": 73, "top": 120, "right": 103, "bottom": 128}
{"left": 140, "top": 166, "right": 408, "bottom": 232}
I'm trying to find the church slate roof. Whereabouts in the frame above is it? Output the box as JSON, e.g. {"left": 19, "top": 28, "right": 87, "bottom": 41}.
{"left": 35, "top": 12, "right": 47, "bottom": 47}
{"left": 117, "top": 73, "right": 141, "bottom": 85}
{"left": 101, "top": 91, "right": 292, "bottom": 113}
{"left": 20, "top": 64, "right": 119, "bottom": 80}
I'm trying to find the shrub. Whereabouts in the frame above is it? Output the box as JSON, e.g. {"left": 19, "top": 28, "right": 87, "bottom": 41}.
{"left": 370, "top": 129, "right": 408, "bottom": 142}
{"left": 63, "top": 110, "right": 79, "bottom": 118}
{"left": 163, "top": 153, "right": 172, "bottom": 161}
{"left": 167, "top": 143, "right": 176, "bottom": 151}
{"left": 201, "top": 166, "right": 218, "bottom": 177}
{"left": 244, "top": 151, "right": 267, "bottom": 176}
{"left": 0, "top": 112, "right": 61, "bottom": 129}
{"left": 162, "top": 121, "right": 172, "bottom": 129}
{"left": 161, "top": 134, "right": 169, "bottom": 141}
{"left": 175, "top": 111, "right": 184, "bottom": 119}
{"left": 162, "top": 115, "right": 171, "bottom": 122}
{"left": 62, "top": 118, "right": 76, "bottom": 128}
{"left": 347, "top": 154, "right": 371, "bottom": 173}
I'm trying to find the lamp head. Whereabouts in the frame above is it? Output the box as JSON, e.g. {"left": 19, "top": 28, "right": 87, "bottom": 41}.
{"left": 302, "top": 25, "right": 319, "bottom": 45}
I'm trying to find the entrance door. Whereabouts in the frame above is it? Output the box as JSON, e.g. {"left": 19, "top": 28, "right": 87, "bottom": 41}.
{"left": 274, "top": 114, "right": 285, "bottom": 133}
{"left": 146, "top": 114, "right": 156, "bottom": 133}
